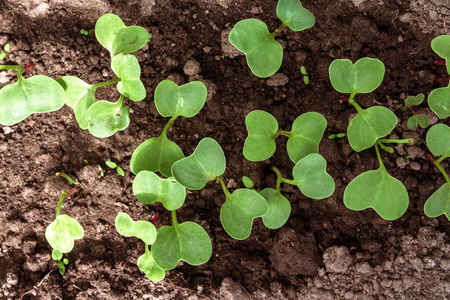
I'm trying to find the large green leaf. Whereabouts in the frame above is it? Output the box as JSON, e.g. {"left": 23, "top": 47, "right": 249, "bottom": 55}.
{"left": 130, "top": 135, "right": 184, "bottom": 177}
{"left": 0, "top": 75, "right": 65, "bottom": 125}
{"left": 424, "top": 183, "right": 450, "bottom": 221}
{"left": 172, "top": 138, "right": 226, "bottom": 190}
{"left": 85, "top": 100, "right": 130, "bottom": 138}
{"left": 243, "top": 110, "right": 279, "bottom": 161}
{"left": 137, "top": 250, "right": 166, "bottom": 282}
{"left": 329, "top": 58, "right": 385, "bottom": 94}
{"left": 347, "top": 106, "right": 397, "bottom": 152}
{"left": 220, "top": 189, "right": 267, "bottom": 240}
{"left": 152, "top": 221, "right": 212, "bottom": 270}
{"left": 111, "top": 54, "right": 146, "bottom": 101}
{"left": 45, "top": 214, "right": 84, "bottom": 254}
{"left": 276, "top": 0, "right": 315, "bottom": 31}
{"left": 260, "top": 188, "right": 290, "bottom": 230}
{"left": 428, "top": 86, "right": 450, "bottom": 119}
{"left": 154, "top": 80, "right": 207, "bottom": 118}
{"left": 286, "top": 112, "right": 327, "bottom": 163}
{"left": 115, "top": 212, "right": 157, "bottom": 245}
{"left": 426, "top": 123, "right": 450, "bottom": 157}
{"left": 95, "top": 13, "right": 126, "bottom": 54}
{"left": 431, "top": 35, "right": 450, "bottom": 74}
{"left": 343, "top": 168, "right": 409, "bottom": 220}
{"left": 229, "top": 19, "right": 283, "bottom": 78}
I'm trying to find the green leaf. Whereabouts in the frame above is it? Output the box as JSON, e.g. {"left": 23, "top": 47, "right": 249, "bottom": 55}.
{"left": 95, "top": 13, "right": 126, "bottom": 54}
{"left": 407, "top": 115, "right": 418, "bottom": 130}
{"left": 45, "top": 214, "right": 84, "bottom": 254}
{"left": 426, "top": 123, "right": 450, "bottom": 157}
{"left": 117, "top": 167, "right": 125, "bottom": 176}
{"left": 292, "top": 153, "right": 335, "bottom": 199}
{"left": 154, "top": 80, "right": 207, "bottom": 118}
{"left": 329, "top": 58, "right": 385, "bottom": 95}
{"left": 286, "top": 112, "right": 327, "bottom": 163}
{"left": 86, "top": 100, "right": 130, "bottom": 138}
{"left": 58, "top": 263, "right": 66, "bottom": 275}
{"left": 276, "top": 0, "right": 315, "bottom": 31}
{"left": 111, "top": 26, "right": 151, "bottom": 56}
{"left": 424, "top": 183, "right": 450, "bottom": 221}
{"left": 115, "top": 212, "right": 157, "bottom": 245}
{"left": 303, "top": 76, "right": 309, "bottom": 85}
{"left": 137, "top": 250, "right": 166, "bottom": 282}
{"left": 300, "top": 66, "right": 307, "bottom": 75}
{"left": 4, "top": 44, "right": 10, "bottom": 52}
{"left": 417, "top": 114, "right": 429, "bottom": 128}
{"left": 0, "top": 75, "right": 65, "bottom": 125}
{"left": 405, "top": 96, "right": 416, "bottom": 107}
{"left": 0, "top": 52, "right": 5, "bottom": 60}
{"left": 428, "top": 86, "right": 450, "bottom": 119}
{"left": 260, "top": 188, "right": 290, "bottom": 229}
{"left": 51, "top": 249, "right": 63, "bottom": 261}
{"left": 343, "top": 168, "right": 409, "bottom": 220}
{"left": 111, "top": 54, "right": 146, "bottom": 101}
{"left": 229, "top": 19, "right": 283, "bottom": 78}
{"left": 152, "top": 221, "right": 212, "bottom": 270}
{"left": 105, "top": 161, "right": 117, "bottom": 168}
{"left": 243, "top": 110, "right": 279, "bottom": 161}
{"left": 220, "top": 189, "right": 267, "bottom": 240}
{"left": 115, "top": 212, "right": 134, "bottom": 237}
{"left": 133, "top": 171, "right": 186, "bottom": 210}
{"left": 347, "top": 106, "right": 397, "bottom": 152}
{"left": 415, "top": 93, "right": 425, "bottom": 105}
{"left": 242, "top": 176, "right": 254, "bottom": 189}
{"left": 431, "top": 35, "right": 450, "bottom": 73}
{"left": 172, "top": 138, "right": 226, "bottom": 190}
{"left": 130, "top": 135, "right": 184, "bottom": 177}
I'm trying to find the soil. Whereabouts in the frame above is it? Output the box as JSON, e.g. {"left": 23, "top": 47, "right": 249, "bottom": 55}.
{"left": 0, "top": 0, "right": 449, "bottom": 299}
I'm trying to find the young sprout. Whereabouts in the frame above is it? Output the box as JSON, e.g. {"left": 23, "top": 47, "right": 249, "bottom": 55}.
{"left": 428, "top": 35, "right": 450, "bottom": 119}
{"left": 80, "top": 29, "right": 89, "bottom": 36}
{"left": 242, "top": 176, "right": 254, "bottom": 189}
{"left": 328, "top": 133, "right": 346, "bottom": 140}
{"left": 404, "top": 93, "right": 429, "bottom": 130}
{"left": 105, "top": 161, "right": 125, "bottom": 176}
{"left": 0, "top": 43, "right": 10, "bottom": 60}
{"left": 300, "top": 65, "right": 309, "bottom": 85}
{"left": 98, "top": 165, "right": 105, "bottom": 177}
{"left": 56, "top": 172, "right": 82, "bottom": 187}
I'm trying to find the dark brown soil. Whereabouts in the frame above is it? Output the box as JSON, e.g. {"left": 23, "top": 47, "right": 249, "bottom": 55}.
{"left": 1, "top": 0, "right": 449, "bottom": 299}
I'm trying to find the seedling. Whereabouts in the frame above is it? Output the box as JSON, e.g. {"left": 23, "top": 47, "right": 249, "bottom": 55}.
{"left": 242, "top": 176, "right": 254, "bottom": 189}
{"left": 0, "top": 43, "right": 10, "bottom": 60}
{"left": 428, "top": 35, "right": 450, "bottom": 119}
{"left": 404, "top": 93, "right": 429, "bottom": 130}
{"left": 56, "top": 172, "right": 82, "bottom": 187}
{"left": 98, "top": 165, "right": 105, "bottom": 177}
{"left": 328, "top": 133, "right": 346, "bottom": 140}
{"left": 80, "top": 29, "right": 89, "bottom": 36}
{"left": 105, "top": 161, "right": 125, "bottom": 176}
{"left": 45, "top": 190, "right": 84, "bottom": 275}
{"left": 301, "top": 66, "right": 309, "bottom": 85}
{"left": 229, "top": 0, "right": 314, "bottom": 78}
{"left": 423, "top": 124, "right": 450, "bottom": 221}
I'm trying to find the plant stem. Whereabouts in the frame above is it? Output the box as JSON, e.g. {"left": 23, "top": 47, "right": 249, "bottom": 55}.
{"left": 348, "top": 95, "right": 364, "bottom": 115}
{"left": 434, "top": 155, "right": 450, "bottom": 185}
{"left": 378, "top": 138, "right": 411, "bottom": 144}
{"left": 145, "top": 244, "right": 150, "bottom": 255}
{"left": 271, "top": 22, "right": 287, "bottom": 36}
{"left": 171, "top": 210, "right": 178, "bottom": 226}
{"left": 0, "top": 65, "right": 24, "bottom": 72}
{"left": 276, "top": 130, "right": 291, "bottom": 138}
{"left": 218, "top": 176, "right": 232, "bottom": 198}
{"left": 56, "top": 172, "right": 82, "bottom": 187}
{"left": 272, "top": 166, "right": 299, "bottom": 187}
{"left": 55, "top": 190, "right": 68, "bottom": 217}
{"left": 375, "top": 140, "right": 385, "bottom": 170}
{"left": 116, "top": 94, "right": 124, "bottom": 106}
{"left": 160, "top": 116, "right": 178, "bottom": 138}
{"left": 88, "top": 77, "right": 121, "bottom": 91}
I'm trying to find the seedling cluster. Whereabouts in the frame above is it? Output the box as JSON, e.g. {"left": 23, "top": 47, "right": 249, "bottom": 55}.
{"left": 404, "top": 93, "right": 429, "bottom": 130}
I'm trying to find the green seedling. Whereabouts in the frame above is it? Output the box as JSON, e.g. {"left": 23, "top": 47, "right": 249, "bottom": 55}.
{"left": 56, "top": 172, "right": 82, "bottom": 187}
{"left": 98, "top": 165, "right": 105, "bottom": 177}
{"left": 105, "top": 161, "right": 125, "bottom": 176}
{"left": 45, "top": 190, "right": 84, "bottom": 275}
{"left": 80, "top": 29, "right": 89, "bottom": 36}
{"left": 328, "top": 133, "right": 346, "bottom": 140}
{"left": 404, "top": 93, "right": 429, "bottom": 130}
{"left": 242, "top": 176, "right": 254, "bottom": 189}
{"left": 229, "top": 0, "right": 314, "bottom": 78}
{"left": 428, "top": 35, "right": 450, "bottom": 119}
{"left": 424, "top": 124, "right": 450, "bottom": 221}
{"left": 130, "top": 79, "right": 207, "bottom": 177}
{"left": 301, "top": 65, "right": 309, "bottom": 85}
{"left": 0, "top": 43, "right": 10, "bottom": 60}
{"left": 243, "top": 110, "right": 327, "bottom": 163}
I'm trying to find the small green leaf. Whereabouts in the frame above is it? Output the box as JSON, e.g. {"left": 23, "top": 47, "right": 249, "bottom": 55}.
{"left": 286, "top": 112, "right": 327, "bottom": 163}
{"left": 343, "top": 168, "right": 409, "bottom": 221}
{"left": 407, "top": 115, "right": 418, "bottom": 130}
{"left": 133, "top": 171, "right": 186, "bottom": 210}
{"left": 45, "top": 214, "right": 84, "bottom": 254}
{"left": 154, "top": 80, "right": 207, "bottom": 118}
{"left": 172, "top": 138, "right": 226, "bottom": 190}
{"left": 115, "top": 212, "right": 134, "bottom": 237}
{"left": 58, "top": 262, "right": 66, "bottom": 275}
{"left": 229, "top": 19, "right": 283, "bottom": 78}
{"left": 52, "top": 249, "right": 63, "bottom": 261}
{"left": 130, "top": 135, "right": 184, "bottom": 177}
{"left": 303, "top": 75, "right": 309, "bottom": 85}
{"left": 152, "top": 221, "right": 212, "bottom": 270}
{"left": 220, "top": 189, "right": 268, "bottom": 240}
{"left": 292, "top": 153, "right": 335, "bottom": 199}
{"left": 417, "top": 114, "right": 429, "bottom": 128}
{"left": 405, "top": 96, "right": 416, "bottom": 107}
{"left": 106, "top": 161, "right": 117, "bottom": 168}
{"left": 242, "top": 176, "right": 254, "bottom": 189}
{"left": 300, "top": 66, "right": 307, "bottom": 75}
{"left": 137, "top": 250, "right": 166, "bottom": 282}
{"left": 95, "top": 13, "right": 126, "bottom": 54}
{"left": 329, "top": 58, "right": 385, "bottom": 95}
{"left": 4, "top": 44, "right": 10, "bottom": 52}
{"left": 115, "top": 212, "right": 157, "bottom": 245}
{"left": 0, "top": 75, "right": 65, "bottom": 125}
{"left": 111, "top": 26, "right": 151, "bottom": 56}
{"left": 111, "top": 54, "right": 146, "bottom": 101}
{"left": 415, "top": 93, "right": 425, "bottom": 105}
{"left": 117, "top": 167, "right": 125, "bottom": 176}
{"left": 62, "top": 258, "right": 69, "bottom": 265}
{"left": 243, "top": 110, "right": 279, "bottom": 161}
{"left": 426, "top": 123, "right": 450, "bottom": 157}
{"left": 428, "top": 86, "right": 450, "bottom": 119}
{"left": 424, "top": 183, "right": 450, "bottom": 221}
{"left": 86, "top": 100, "right": 130, "bottom": 138}
{"left": 347, "top": 106, "right": 397, "bottom": 152}
{"left": 328, "top": 134, "right": 336, "bottom": 139}
{"left": 0, "top": 52, "right": 5, "bottom": 60}
{"left": 336, "top": 133, "right": 346, "bottom": 138}
{"left": 260, "top": 188, "right": 290, "bottom": 230}
{"left": 276, "top": 0, "right": 315, "bottom": 31}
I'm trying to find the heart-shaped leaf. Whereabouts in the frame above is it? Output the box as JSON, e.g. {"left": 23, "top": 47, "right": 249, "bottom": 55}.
{"left": 229, "top": 19, "right": 283, "bottom": 78}
{"left": 431, "top": 35, "right": 450, "bottom": 74}
{"left": 95, "top": 13, "right": 126, "bottom": 54}
{"left": 347, "top": 106, "right": 397, "bottom": 152}
{"left": 137, "top": 250, "right": 166, "bottom": 282}
{"left": 172, "top": 138, "right": 226, "bottom": 190}
{"left": 329, "top": 58, "right": 385, "bottom": 95}
{"left": 276, "top": 0, "right": 315, "bottom": 31}
{"left": 407, "top": 115, "right": 419, "bottom": 130}
{"left": 85, "top": 99, "right": 130, "bottom": 138}
{"left": 133, "top": 171, "right": 186, "bottom": 210}
{"left": 426, "top": 123, "right": 450, "bottom": 157}
{"left": 154, "top": 80, "right": 207, "bottom": 118}
{"left": 286, "top": 112, "right": 327, "bottom": 163}
{"left": 130, "top": 135, "right": 184, "bottom": 177}
{"left": 428, "top": 86, "right": 450, "bottom": 119}
{"left": 220, "top": 188, "right": 268, "bottom": 240}
{"left": 260, "top": 188, "right": 290, "bottom": 230}
{"left": 45, "top": 214, "right": 84, "bottom": 253}
{"left": 0, "top": 75, "right": 65, "bottom": 125}
{"left": 343, "top": 168, "right": 409, "bottom": 221}
{"left": 152, "top": 221, "right": 212, "bottom": 270}
{"left": 292, "top": 153, "right": 335, "bottom": 199}
{"left": 243, "top": 110, "right": 279, "bottom": 161}
{"left": 111, "top": 54, "right": 146, "bottom": 101}
{"left": 424, "top": 183, "right": 450, "bottom": 221}
{"left": 115, "top": 212, "right": 157, "bottom": 245}
{"left": 111, "top": 26, "right": 151, "bottom": 56}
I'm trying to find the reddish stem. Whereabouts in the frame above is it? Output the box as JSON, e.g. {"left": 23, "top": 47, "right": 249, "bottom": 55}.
{"left": 435, "top": 76, "right": 450, "bottom": 83}
{"left": 152, "top": 212, "right": 159, "bottom": 225}
{"left": 434, "top": 60, "right": 446, "bottom": 65}
{"left": 340, "top": 95, "right": 349, "bottom": 102}
{"left": 25, "top": 63, "right": 33, "bottom": 71}
{"left": 425, "top": 153, "right": 436, "bottom": 163}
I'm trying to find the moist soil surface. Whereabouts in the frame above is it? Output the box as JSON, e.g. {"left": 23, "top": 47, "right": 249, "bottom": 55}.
{"left": 1, "top": 0, "right": 450, "bottom": 299}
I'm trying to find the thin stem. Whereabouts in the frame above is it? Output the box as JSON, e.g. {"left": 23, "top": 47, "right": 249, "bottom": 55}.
{"left": 348, "top": 96, "right": 364, "bottom": 114}
{"left": 160, "top": 116, "right": 178, "bottom": 138}
{"left": 378, "top": 138, "right": 411, "bottom": 144}
{"left": 0, "top": 65, "right": 24, "bottom": 72}
{"left": 271, "top": 22, "right": 287, "bottom": 36}
{"left": 116, "top": 94, "right": 125, "bottom": 106}
{"left": 434, "top": 161, "right": 450, "bottom": 185}
{"left": 272, "top": 166, "right": 299, "bottom": 187}
{"left": 171, "top": 210, "right": 178, "bottom": 226}
{"left": 375, "top": 140, "right": 385, "bottom": 170}
{"left": 56, "top": 172, "right": 82, "bottom": 187}
{"left": 218, "top": 176, "right": 232, "bottom": 198}
{"left": 276, "top": 130, "right": 291, "bottom": 138}
{"left": 55, "top": 190, "right": 68, "bottom": 217}
{"left": 145, "top": 244, "right": 150, "bottom": 254}
{"left": 88, "top": 77, "right": 121, "bottom": 91}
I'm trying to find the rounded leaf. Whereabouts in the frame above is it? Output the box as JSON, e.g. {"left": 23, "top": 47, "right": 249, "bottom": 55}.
{"left": 426, "top": 123, "right": 450, "bottom": 157}
{"left": 229, "top": 19, "right": 283, "bottom": 78}
{"left": 242, "top": 176, "right": 254, "bottom": 189}
{"left": 56, "top": 76, "right": 91, "bottom": 108}
{"left": 276, "top": 0, "right": 315, "bottom": 31}
{"left": 45, "top": 214, "right": 84, "bottom": 254}
{"left": 115, "top": 212, "right": 135, "bottom": 237}
{"left": 431, "top": 35, "right": 450, "bottom": 60}
{"left": 86, "top": 100, "right": 130, "bottom": 138}
{"left": 111, "top": 54, "right": 146, "bottom": 101}
{"left": 424, "top": 183, "right": 450, "bottom": 221}
{"left": 243, "top": 110, "right": 279, "bottom": 161}
{"left": 115, "top": 212, "right": 157, "bottom": 245}
{"left": 137, "top": 251, "right": 166, "bottom": 282}
{"left": 95, "top": 13, "right": 126, "bottom": 53}
{"left": 260, "top": 188, "right": 291, "bottom": 229}
{"left": 428, "top": 86, "right": 450, "bottom": 119}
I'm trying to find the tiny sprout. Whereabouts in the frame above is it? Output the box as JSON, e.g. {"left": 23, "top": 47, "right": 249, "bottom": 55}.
{"left": 242, "top": 176, "right": 254, "bottom": 189}
{"left": 80, "top": 29, "right": 89, "bottom": 36}
{"left": 56, "top": 172, "right": 82, "bottom": 187}
{"left": 328, "top": 133, "right": 346, "bottom": 140}
{"left": 300, "top": 66, "right": 309, "bottom": 85}
{"left": 98, "top": 165, "right": 105, "bottom": 177}
{"left": 0, "top": 43, "right": 10, "bottom": 60}
{"left": 404, "top": 93, "right": 429, "bottom": 130}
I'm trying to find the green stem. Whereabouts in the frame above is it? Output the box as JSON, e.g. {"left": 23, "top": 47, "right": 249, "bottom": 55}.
{"left": 116, "top": 94, "right": 125, "bottom": 106}
{"left": 378, "top": 138, "right": 411, "bottom": 144}
{"left": 171, "top": 210, "right": 178, "bottom": 226}
{"left": 272, "top": 166, "right": 299, "bottom": 187}
{"left": 375, "top": 140, "right": 385, "bottom": 170}
{"left": 218, "top": 176, "right": 232, "bottom": 199}
{"left": 435, "top": 155, "right": 450, "bottom": 185}
{"left": 0, "top": 65, "right": 24, "bottom": 72}
{"left": 55, "top": 190, "right": 68, "bottom": 217}
{"left": 145, "top": 244, "right": 150, "bottom": 254}
{"left": 56, "top": 172, "right": 82, "bottom": 187}
{"left": 160, "top": 116, "right": 178, "bottom": 138}
{"left": 276, "top": 130, "right": 291, "bottom": 138}
{"left": 348, "top": 96, "right": 364, "bottom": 114}
{"left": 271, "top": 22, "right": 287, "bottom": 36}
{"left": 88, "top": 77, "right": 121, "bottom": 91}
